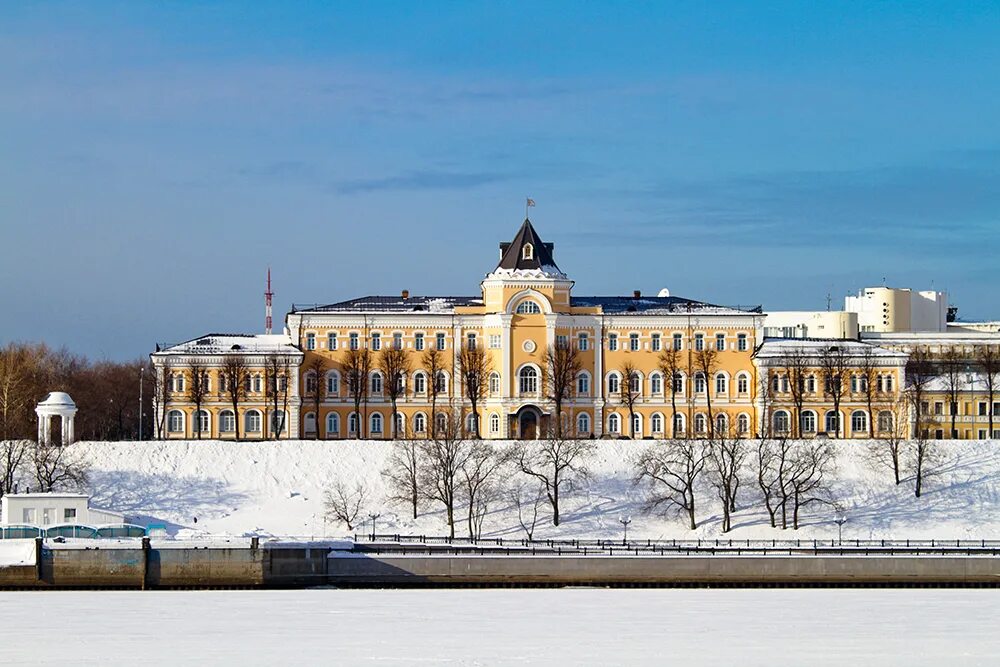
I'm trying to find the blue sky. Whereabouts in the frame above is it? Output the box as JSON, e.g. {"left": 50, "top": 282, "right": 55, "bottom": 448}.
{"left": 2, "top": 2, "right": 999, "bottom": 359}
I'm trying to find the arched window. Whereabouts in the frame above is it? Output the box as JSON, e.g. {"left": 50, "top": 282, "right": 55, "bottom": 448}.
{"left": 434, "top": 371, "right": 448, "bottom": 394}
{"left": 305, "top": 371, "right": 317, "bottom": 394}
{"left": 801, "top": 410, "right": 816, "bottom": 433}
{"left": 167, "top": 410, "right": 184, "bottom": 433}
{"left": 326, "top": 412, "right": 340, "bottom": 436}
{"left": 773, "top": 410, "right": 790, "bottom": 434}
{"left": 515, "top": 300, "right": 541, "bottom": 314}
{"left": 435, "top": 412, "right": 448, "bottom": 436}
{"left": 673, "top": 413, "right": 685, "bottom": 436}
{"left": 715, "top": 413, "right": 728, "bottom": 436}
{"left": 370, "top": 372, "right": 383, "bottom": 395}
{"left": 825, "top": 410, "right": 841, "bottom": 435}
{"left": 694, "top": 373, "right": 706, "bottom": 393}
{"left": 651, "top": 413, "right": 663, "bottom": 433}
{"left": 413, "top": 372, "right": 427, "bottom": 394}
{"left": 877, "top": 411, "right": 894, "bottom": 434}
{"left": 607, "top": 372, "right": 621, "bottom": 395}
{"left": 608, "top": 413, "right": 621, "bottom": 434}
{"left": 577, "top": 372, "right": 590, "bottom": 396}
{"left": 650, "top": 373, "right": 662, "bottom": 395}
{"left": 348, "top": 412, "right": 359, "bottom": 435}
{"left": 577, "top": 413, "right": 591, "bottom": 434}
{"left": 394, "top": 413, "right": 405, "bottom": 437}
{"left": 672, "top": 372, "right": 684, "bottom": 394}
{"left": 519, "top": 366, "right": 538, "bottom": 394}
{"left": 219, "top": 410, "right": 235, "bottom": 433}
{"left": 522, "top": 243, "right": 534, "bottom": 260}
{"left": 737, "top": 413, "right": 750, "bottom": 435}
{"left": 489, "top": 413, "right": 500, "bottom": 434}
{"left": 489, "top": 372, "right": 501, "bottom": 396}
{"left": 370, "top": 412, "right": 383, "bottom": 435}
{"left": 628, "top": 372, "right": 641, "bottom": 395}
{"left": 270, "top": 411, "right": 286, "bottom": 436}
{"left": 195, "top": 410, "right": 210, "bottom": 436}
{"left": 851, "top": 410, "right": 868, "bottom": 434}
{"left": 736, "top": 373, "right": 749, "bottom": 394}
{"left": 715, "top": 373, "right": 727, "bottom": 396}
{"left": 326, "top": 371, "right": 340, "bottom": 395}
{"left": 695, "top": 413, "right": 707, "bottom": 434}
{"left": 414, "top": 413, "right": 427, "bottom": 434}
{"left": 245, "top": 410, "right": 261, "bottom": 433}
{"left": 304, "top": 412, "right": 317, "bottom": 434}
{"left": 631, "top": 413, "right": 642, "bottom": 437}
{"left": 465, "top": 413, "right": 476, "bottom": 434}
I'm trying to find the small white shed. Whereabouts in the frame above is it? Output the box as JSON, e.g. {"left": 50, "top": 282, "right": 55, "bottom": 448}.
{"left": 0, "top": 493, "right": 124, "bottom": 526}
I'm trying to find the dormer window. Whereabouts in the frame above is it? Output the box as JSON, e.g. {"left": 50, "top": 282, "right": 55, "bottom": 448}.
{"left": 522, "top": 243, "right": 534, "bottom": 260}
{"left": 515, "top": 300, "right": 541, "bottom": 314}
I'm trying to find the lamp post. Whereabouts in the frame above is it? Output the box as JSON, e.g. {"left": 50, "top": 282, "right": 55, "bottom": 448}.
{"left": 138, "top": 366, "right": 144, "bottom": 442}
{"left": 368, "top": 512, "right": 381, "bottom": 541}
{"left": 619, "top": 515, "right": 632, "bottom": 546}
{"left": 834, "top": 506, "right": 848, "bottom": 544}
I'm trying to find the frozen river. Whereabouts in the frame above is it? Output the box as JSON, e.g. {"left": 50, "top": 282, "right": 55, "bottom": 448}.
{"left": 1, "top": 588, "right": 997, "bottom": 666}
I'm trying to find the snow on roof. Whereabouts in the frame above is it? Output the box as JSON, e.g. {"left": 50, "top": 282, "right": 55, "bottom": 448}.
{"left": 572, "top": 296, "right": 759, "bottom": 316}
{"left": 294, "top": 296, "right": 484, "bottom": 314}
{"left": 755, "top": 338, "right": 908, "bottom": 360}
{"left": 38, "top": 391, "right": 75, "bottom": 407}
{"left": 155, "top": 333, "right": 301, "bottom": 355}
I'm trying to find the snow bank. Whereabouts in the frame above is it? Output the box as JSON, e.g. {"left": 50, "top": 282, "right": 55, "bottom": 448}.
{"left": 0, "top": 540, "right": 36, "bottom": 567}
{"left": 68, "top": 438, "right": 1000, "bottom": 541}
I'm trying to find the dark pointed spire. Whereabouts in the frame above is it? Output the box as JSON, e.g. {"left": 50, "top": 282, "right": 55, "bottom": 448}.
{"left": 496, "top": 218, "right": 561, "bottom": 273}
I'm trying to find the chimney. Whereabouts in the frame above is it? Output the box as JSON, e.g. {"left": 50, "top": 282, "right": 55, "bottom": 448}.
{"left": 633, "top": 290, "right": 641, "bottom": 299}
{"left": 401, "top": 289, "right": 409, "bottom": 300}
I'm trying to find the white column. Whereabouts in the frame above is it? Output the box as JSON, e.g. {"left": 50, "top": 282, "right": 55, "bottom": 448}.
{"left": 44, "top": 415, "right": 52, "bottom": 445}
{"left": 593, "top": 321, "right": 604, "bottom": 437}
{"left": 37, "top": 414, "right": 46, "bottom": 445}
{"left": 500, "top": 315, "right": 512, "bottom": 399}
{"left": 64, "top": 414, "right": 75, "bottom": 444}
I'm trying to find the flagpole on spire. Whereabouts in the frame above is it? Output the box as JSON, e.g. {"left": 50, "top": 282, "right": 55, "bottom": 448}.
{"left": 525, "top": 196, "right": 535, "bottom": 220}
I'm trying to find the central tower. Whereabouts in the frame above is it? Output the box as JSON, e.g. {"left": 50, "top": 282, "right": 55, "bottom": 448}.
{"left": 480, "top": 218, "right": 574, "bottom": 315}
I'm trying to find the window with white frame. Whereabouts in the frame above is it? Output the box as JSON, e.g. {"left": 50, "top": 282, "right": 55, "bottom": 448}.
{"left": 631, "top": 413, "right": 641, "bottom": 436}
{"left": 825, "top": 411, "right": 840, "bottom": 434}
{"left": 370, "top": 372, "right": 383, "bottom": 394}
{"left": 434, "top": 371, "right": 447, "bottom": 393}
{"left": 370, "top": 413, "right": 383, "bottom": 434}
{"left": 608, "top": 413, "right": 621, "bottom": 434}
{"left": 172, "top": 374, "right": 185, "bottom": 393}
{"left": 715, "top": 333, "right": 725, "bottom": 351}
{"left": 348, "top": 413, "right": 359, "bottom": 435}
{"left": 577, "top": 413, "right": 591, "bottom": 434}
{"left": 436, "top": 333, "right": 446, "bottom": 350}
{"left": 371, "top": 333, "right": 381, "bottom": 351}
{"left": 577, "top": 372, "right": 590, "bottom": 396}
{"left": 253, "top": 375, "right": 262, "bottom": 393}
{"left": 851, "top": 410, "right": 867, "bottom": 433}
{"left": 270, "top": 411, "right": 286, "bottom": 436}
{"left": 715, "top": 413, "right": 728, "bottom": 435}
{"left": 737, "top": 414, "right": 750, "bottom": 435}
{"left": 515, "top": 300, "right": 541, "bottom": 314}
{"left": 737, "top": 373, "right": 749, "bottom": 394}
{"left": 877, "top": 411, "right": 893, "bottom": 433}
{"left": 695, "top": 333, "right": 704, "bottom": 351}
{"left": 650, "top": 373, "right": 662, "bottom": 394}
{"left": 414, "top": 413, "right": 426, "bottom": 433}
{"left": 519, "top": 367, "right": 538, "bottom": 394}
{"left": 737, "top": 333, "right": 748, "bottom": 351}
{"left": 195, "top": 410, "right": 210, "bottom": 435}
{"left": 801, "top": 411, "right": 816, "bottom": 433}
{"left": 673, "top": 413, "right": 685, "bottom": 435}
{"left": 394, "top": 413, "right": 405, "bottom": 437}
{"left": 715, "top": 373, "right": 727, "bottom": 396}
{"left": 305, "top": 372, "right": 317, "bottom": 394}
{"left": 773, "top": 410, "right": 789, "bottom": 433}
{"left": 414, "top": 332, "right": 425, "bottom": 351}
{"left": 651, "top": 413, "right": 663, "bottom": 433}
{"left": 695, "top": 413, "right": 707, "bottom": 434}
{"left": 608, "top": 373, "right": 620, "bottom": 395}
{"left": 649, "top": 333, "right": 661, "bottom": 352}
{"left": 465, "top": 413, "right": 476, "bottom": 434}
{"left": 167, "top": 410, "right": 184, "bottom": 433}
{"left": 349, "top": 332, "right": 359, "bottom": 350}
{"left": 629, "top": 333, "right": 640, "bottom": 351}
{"left": 672, "top": 333, "right": 683, "bottom": 351}
{"left": 413, "top": 372, "right": 426, "bottom": 394}
{"left": 608, "top": 333, "right": 618, "bottom": 351}
{"left": 466, "top": 333, "right": 477, "bottom": 350}
{"left": 522, "top": 243, "right": 534, "bottom": 260}
{"left": 326, "top": 412, "right": 340, "bottom": 435}
{"left": 306, "top": 332, "right": 316, "bottom": 350}
{"left": 245, "top": 410, "right": 261, "bottom": 433}
{"left": 672, "top": 372, "right": 683, "bottom": 393}
{"left": 556, "top": 334, "right": 569, "bottom": 350}
{"left": 435, "top": 412, "right": 447, "bottom": 435}
{"left": 628, "top": 372, "right": 640, "bottom": 394}
{"left": 694, "top": 373, "right": 706, "bottom": 393}
{"left": 220, "top": 410, "right": 235, "bottom": 433}
{"left": 328, "top": 332, "right": 338, "bottom": 350}
{"left": 489, "top": 372, "right": 500, "bottom": 395}
{"left": 489, "top": 334, "right": 501, "bottom": 349}
{"left": 490, "top": 413, "right": 500, "bottom": 434}
{"left": 393, "top": 332, "right": 403, "bottom": 350}
{"left": 327, "top": 372, "right": 339, "bottom": 395}
{"left": 578, "top": 333, "right": 589, "bottom": 351}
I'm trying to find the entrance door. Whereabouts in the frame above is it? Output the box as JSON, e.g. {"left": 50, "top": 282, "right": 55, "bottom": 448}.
{"left": 520, "top": 411, "right": 538, "bottom": 439}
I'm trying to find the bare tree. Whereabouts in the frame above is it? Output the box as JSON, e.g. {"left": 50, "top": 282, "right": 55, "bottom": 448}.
{"left": 187, "top": 361, "right": 209, "bottom": 440}
{"left": 509, "top": 479, "right": 545, "bottom": 540}
{"left": 781, "top": 349, "right": 811, "bottom": 438}
{"left": 154, "top": 357, "right": 173, "bottom": 439}
{"left": 264, "top": 355, "right": 292, "bottom": 438}
{"left": 977, "top": 345, "right": 1000, "bottom": 437}
{"left": 618, "top": 361, "right": 641, "bottom": 438}
{"left": 0, "top": 344, "right": 45, "bottom": 440}
{"left": 819, "top": 344, "right": 849, "bottom": 437}
{"left": 383, "top": 438, "right": 422, "bottom": 519}
{"left": 461, "top": 440, "right": 509, "bottom": 538}
{"left": 546, "top": 342, "right": 582, "bottom": 438}
{"left": 32, "top": 441, "right": 89, "bottom": 492}
{"left": 419, "top": 410, "right": 472, "bottom": 538}
{"left": 707, "top": 432, "right": 747, "bottom": 532}
{"left": 517, "top": 434, "right": 595, "bottom": 526}
{"left": 458, "top": 343, "right": 491, "bottom": 438}
{"left": 755, "top": 435, "right": 793, "bottom": 528}
{"left": 694, "top": 346, "right": 720, "bottom": 437}
{"left": 857, "top": 346, "right": 881, "bottom": 438}
{"left": 421, "top": 347, "right": 446, "bottom": 436}
{"left": 221, "top": 355, "right": 249, "bottom": 441}
{"left": 657, "top": 347, "right": 684, "bottom": 438}
{"left": 323, "top": 479, "right": 369, "bottom": 531}
{"left": 343, "top": 347, "right": 372, "bottom": 439}
{"left": 866, "top": 396, "right": 910, "bottom": 485}
{"left": 633, "top": 439, "right": 708, "bottom": 530}
{"left": 939, "top": 347, "right": 965, "bottom": 438}
{"left": 0, "top": 439, "right": 29, "bottom": 496}
{"left": 303, "top": 356, "right": 327, "bottom": 440}
{"left": 379, "top": 347, "right": 411, "bottom": 439}
{"left": 906, "top": 346, "right": 936, "bottom": 439}
{"left": 787, "top": 440, "right": 837, "bottom": 529}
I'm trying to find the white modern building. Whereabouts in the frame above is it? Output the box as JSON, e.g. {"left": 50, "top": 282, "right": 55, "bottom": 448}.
{"left": 1, "top": 493, "right": 124, "bottom": 527}
{"left": 763, "top": 310, "right": 859, "bottom": 340}
{"left": 845, "top": 287, "right": 949, "bottom": 333}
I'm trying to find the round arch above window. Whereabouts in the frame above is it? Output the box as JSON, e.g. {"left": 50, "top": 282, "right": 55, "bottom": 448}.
{"left": 515, "top": 300, "right": 542, "bottom": 314}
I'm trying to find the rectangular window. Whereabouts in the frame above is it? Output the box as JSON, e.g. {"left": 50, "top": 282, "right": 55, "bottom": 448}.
{"left": 64, "top": 508, "right": 77, "bottom": 521}
{"left": 934, "top": 402, "right": 943, "bottom": 415}
{"left": 414, "top": 333, "right": 425, "bottom": 351}
{"left": 466, "top": 333, "right": 477, "bottom": 350}
{"left": 436, "top": 333, "right": 446, "bottom": 350}
{"left": 371, "top": 333, "right": 381, "bottom": 351}
{"left": 629, "top": 333, "right": 640, "bottom": 351}
{"left": 305, "top": 333, "right": 316, "bottom": 351}
{"left": 393, "top": 333, "right": 403, "bottom": 350}
{"left": 349, "top": 333, "right": 359, "bottom": 350}
{"left": 673, "top": 333, "right": 683, "bottom": 351}
{"left": 578, "top": 334, "right": 589, "bottom": 351}
{"left": 737, "top": 333, "right": 748, "bottom": 351}
{"left": 489, "top": 334, "right": 501, "bottom": 349}
{"left": 715, "top": 333, "right": 725, "bottom": 351}
{"left": 979, "top": 402, "right": 988, "bottom": 416}
{"left": 651, "top": 333, "right": 661, "bottom": 352}
{"left": 556, "top": 335, "right": 569, "bottom": 350}
{"left": 22, "top": 508, "right": 35, "bottom": 523}
{"left": 327, "top": 332, "right": 337, "bottom": 350}
{"left": 608, "top": 333, "right": 618, "bottom": 351}
{"left": 695, "top": 334, "right": 704, "bottom": 351}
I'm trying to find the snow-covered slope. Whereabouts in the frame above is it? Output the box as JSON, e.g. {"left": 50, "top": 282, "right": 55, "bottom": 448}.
{"left": 70, "top": 439, "right": 1000, "bottom": 540}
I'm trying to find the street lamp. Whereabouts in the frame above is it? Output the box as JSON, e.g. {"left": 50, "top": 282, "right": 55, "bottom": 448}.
{"left": 619, "top": 515, "right": 632, "bottom": 546}
{"left": 834, "top": 506, "right": 848, "bottom": 544}
{"left": 368, "top": 512, "right": 382, "bottom": 541}
{"left": 138, "top": 366, "right": 145, "bottom": 442}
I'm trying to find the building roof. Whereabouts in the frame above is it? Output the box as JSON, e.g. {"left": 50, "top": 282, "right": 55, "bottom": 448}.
{"left": 572, "top": 296, "right": 758, "bottom": 315}
{"left": 495, "top": 218, "right": 561, "bottom": 274}
{"left": 755, "top": 337, "right": 908, "bottom": 360}
{"left": 294, "top": 296, "right": 483, "bottom": 314}
{"left": 38, "top": 391, "right": 75, "bottom": 408}
{"left": 154, "top": 333, "right": 302, "bottom": 355}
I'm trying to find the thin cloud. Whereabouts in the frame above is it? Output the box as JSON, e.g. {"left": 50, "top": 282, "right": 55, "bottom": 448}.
{"left": 333, "top": 170, "right": 511, "bottom": 194}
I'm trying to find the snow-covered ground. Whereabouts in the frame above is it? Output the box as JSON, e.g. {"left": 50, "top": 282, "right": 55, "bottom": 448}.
{"left": 69, "top": 438, "right": 1000, "bottom": 541}
{"left": 1, "top": 589, "right": 998, "bottom": 666}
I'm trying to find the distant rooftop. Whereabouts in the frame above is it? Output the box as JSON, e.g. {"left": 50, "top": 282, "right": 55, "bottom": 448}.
{"left": 154, "top": 333, "right": 302, "bottom": 355}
